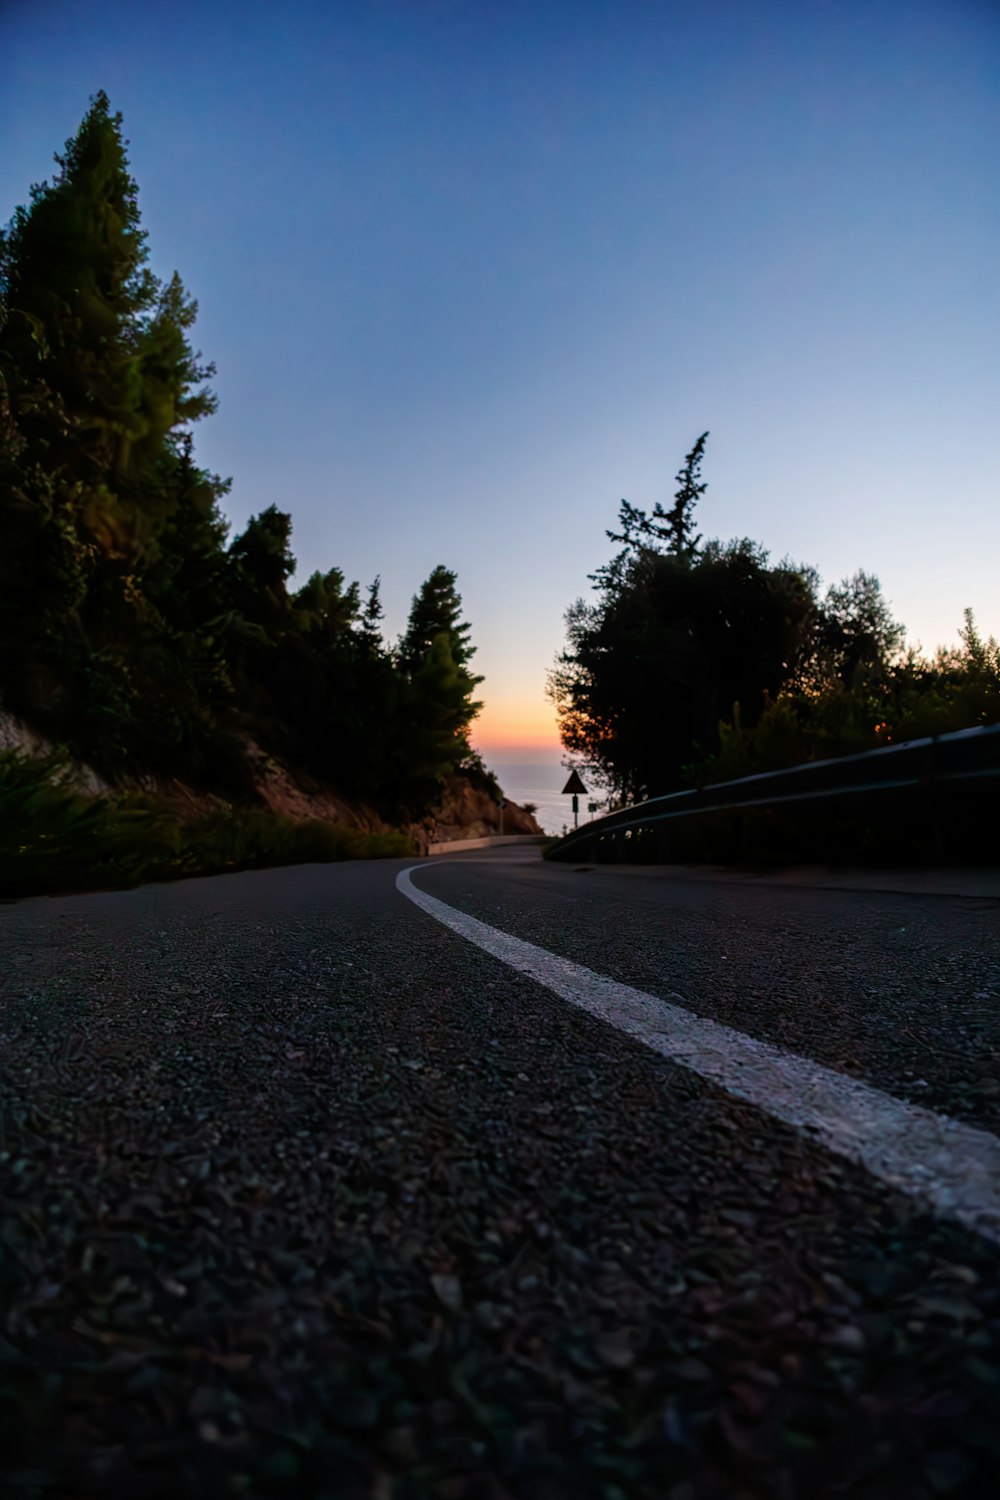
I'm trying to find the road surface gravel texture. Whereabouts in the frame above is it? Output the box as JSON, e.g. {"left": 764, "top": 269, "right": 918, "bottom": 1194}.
{"left": 1, "top": 847, "right": 998, "bottom": 1499}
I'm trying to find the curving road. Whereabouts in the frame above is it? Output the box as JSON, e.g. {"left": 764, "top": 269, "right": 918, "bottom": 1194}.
{"left": 2, "top": 847, "right": 999, "bottom": 1498}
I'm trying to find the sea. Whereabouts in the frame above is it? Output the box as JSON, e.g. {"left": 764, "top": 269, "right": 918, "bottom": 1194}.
{"left": 486, "top": 760, "right": 606, "bottom": 837}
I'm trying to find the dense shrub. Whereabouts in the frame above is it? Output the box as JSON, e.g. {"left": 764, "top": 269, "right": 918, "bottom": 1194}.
{"left": 0, "top": 750, "right": 413, "bottom": 899}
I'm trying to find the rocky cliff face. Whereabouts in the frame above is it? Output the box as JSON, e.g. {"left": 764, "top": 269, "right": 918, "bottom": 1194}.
{"left": 242, "top": 740, "right": 384, "bottom": 831}
{"left": 232, "top": 746, "right": 543, "bottom": 846}
{"left": 420, "top": 776, "right": 543, "bottom": 846}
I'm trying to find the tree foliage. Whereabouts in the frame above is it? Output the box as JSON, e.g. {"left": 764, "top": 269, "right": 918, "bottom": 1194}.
{"left": 0, "top": 95, "right": 481, "bottom": 815}
{"left": 393, "top": 566, "right": 484, "bottom": 808}
{"left": 552, "top": 435, "right": 997, "bottom": 801}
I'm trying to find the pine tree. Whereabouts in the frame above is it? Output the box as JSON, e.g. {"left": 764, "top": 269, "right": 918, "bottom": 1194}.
{"left": 229, "top": 506, "right": 296, "bottom": 617}
{"left": 661, "top": 431, "right": 708, "bottom": 558}
{"left": 598, "top": 432, "right": 708, "bottom": 592}
{"left": 135, "top": 272, "right": 218, "bottom": 490}
{"left": 1, "top": 94, "right": 499, "bottom": 808}
{"left": 359, "top": 576, "right": 384, "bottom": 648}
{"left": 398, "top": 565, "right": 477, "bottom": 673}
{"left": 0, "top": 94, "right": 217, "bottom": 560}
{"left": 396, "top": 566, "right": 483, "bottom": 800}
{"left": 293, "top": 566, "right": 360, "bottom": 637}
{"left": 143, "top": 434, "right": 232, "bottom": 637}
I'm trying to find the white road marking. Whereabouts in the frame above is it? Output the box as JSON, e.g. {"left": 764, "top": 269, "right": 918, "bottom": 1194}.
{"left": 397, "top": 864, "right": 1000, "bottom": 1246}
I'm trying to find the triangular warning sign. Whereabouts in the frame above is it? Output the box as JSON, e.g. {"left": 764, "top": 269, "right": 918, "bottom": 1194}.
{"left": 561, "top": 769, "right": 588, "bottom": 795}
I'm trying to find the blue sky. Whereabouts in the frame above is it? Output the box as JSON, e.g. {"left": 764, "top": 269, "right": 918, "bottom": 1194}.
{"left": 3, "top": 0, "right": 998, "bottom": 758}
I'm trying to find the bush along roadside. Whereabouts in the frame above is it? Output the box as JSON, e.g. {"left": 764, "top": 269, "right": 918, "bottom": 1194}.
{"left": 0, "top": 751, "right": 414, "bottom": 899}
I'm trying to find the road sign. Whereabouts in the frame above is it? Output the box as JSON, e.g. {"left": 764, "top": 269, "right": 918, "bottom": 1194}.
{"left": 563, "top": 769, "right": 588, "bottom": 828}
{"left": 497, "top": 798, "right": 506, "bottom": 809}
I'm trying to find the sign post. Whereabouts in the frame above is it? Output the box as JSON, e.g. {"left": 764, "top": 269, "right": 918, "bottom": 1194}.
{"left": 561, "top": 769, "right": 588, "bottom": 830}
{"left": 497, "top": 796, "right": 506, "bottom": 836}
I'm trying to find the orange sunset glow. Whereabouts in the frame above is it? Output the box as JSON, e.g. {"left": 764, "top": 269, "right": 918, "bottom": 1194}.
{"left": 473, "top": 696, "right": 561, "bottom": 760}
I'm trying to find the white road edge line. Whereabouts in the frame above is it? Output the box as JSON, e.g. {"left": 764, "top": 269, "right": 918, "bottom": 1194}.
{"left": 397, "top": 864, "right": 1000, "bottom": 1247}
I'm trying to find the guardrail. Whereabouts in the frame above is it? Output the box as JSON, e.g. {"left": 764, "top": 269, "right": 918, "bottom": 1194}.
{"left": 428, "top": 834, "right": 548, "bottom": 855}
{"left": 547, "top": 722, "right": 1000, "bottom": 864}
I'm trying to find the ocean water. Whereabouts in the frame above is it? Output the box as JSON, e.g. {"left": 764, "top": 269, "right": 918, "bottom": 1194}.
{"left": 488, "top": 760, "right": 607, "bottom": 837}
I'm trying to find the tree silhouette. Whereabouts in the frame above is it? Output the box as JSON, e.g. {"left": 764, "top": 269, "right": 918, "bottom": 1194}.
{"left": 0, "top": 95, "right": 489, "bottom": 814}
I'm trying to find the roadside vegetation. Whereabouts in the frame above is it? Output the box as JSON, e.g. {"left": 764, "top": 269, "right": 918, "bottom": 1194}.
{"left": 0, "top": 751, "right": 413, "bottom": 899}
{"left": 0, "top": 94, "right": 489, "bottom": 892}
{"left": 550, "top": 434, "right": 999, "bottom": 806}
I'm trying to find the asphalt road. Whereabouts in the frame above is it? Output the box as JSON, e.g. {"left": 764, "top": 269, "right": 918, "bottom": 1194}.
{"left": 2, "top": 848, "right": 999, "bottom": 1498}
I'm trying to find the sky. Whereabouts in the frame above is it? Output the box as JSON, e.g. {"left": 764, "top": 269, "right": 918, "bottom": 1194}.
{"left": 3, "top": 0, "right": 998, "bottom": 764}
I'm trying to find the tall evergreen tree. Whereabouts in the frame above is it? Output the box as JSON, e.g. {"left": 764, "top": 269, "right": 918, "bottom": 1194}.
{"left": 0, "top": 94, "right": 499, "bottom": 813}
{"left": 0, "top": 91, "right": 214, "bottom": 558}
{"left": 228, "top": 506, "right": 296, "bottom": 620}
{"left": 598, "top": 432, "right": 709, "bottom": 593}
{"left": 294, "top": 566, "right": 360, "bottom": 637}
{"left": 0, "top": 92, "right": 230, "bottom": 770}
{"left": 396, "top": 566, "right": 483, "bottom": 798}
{"left": 398, "top": 565, "right": 477, "bottom": 673}
{"left": 358, "top": 576, "right": 385, "bottom": 648}
{"left": 662, "top": 431, "right": 708, "bottom": 558}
